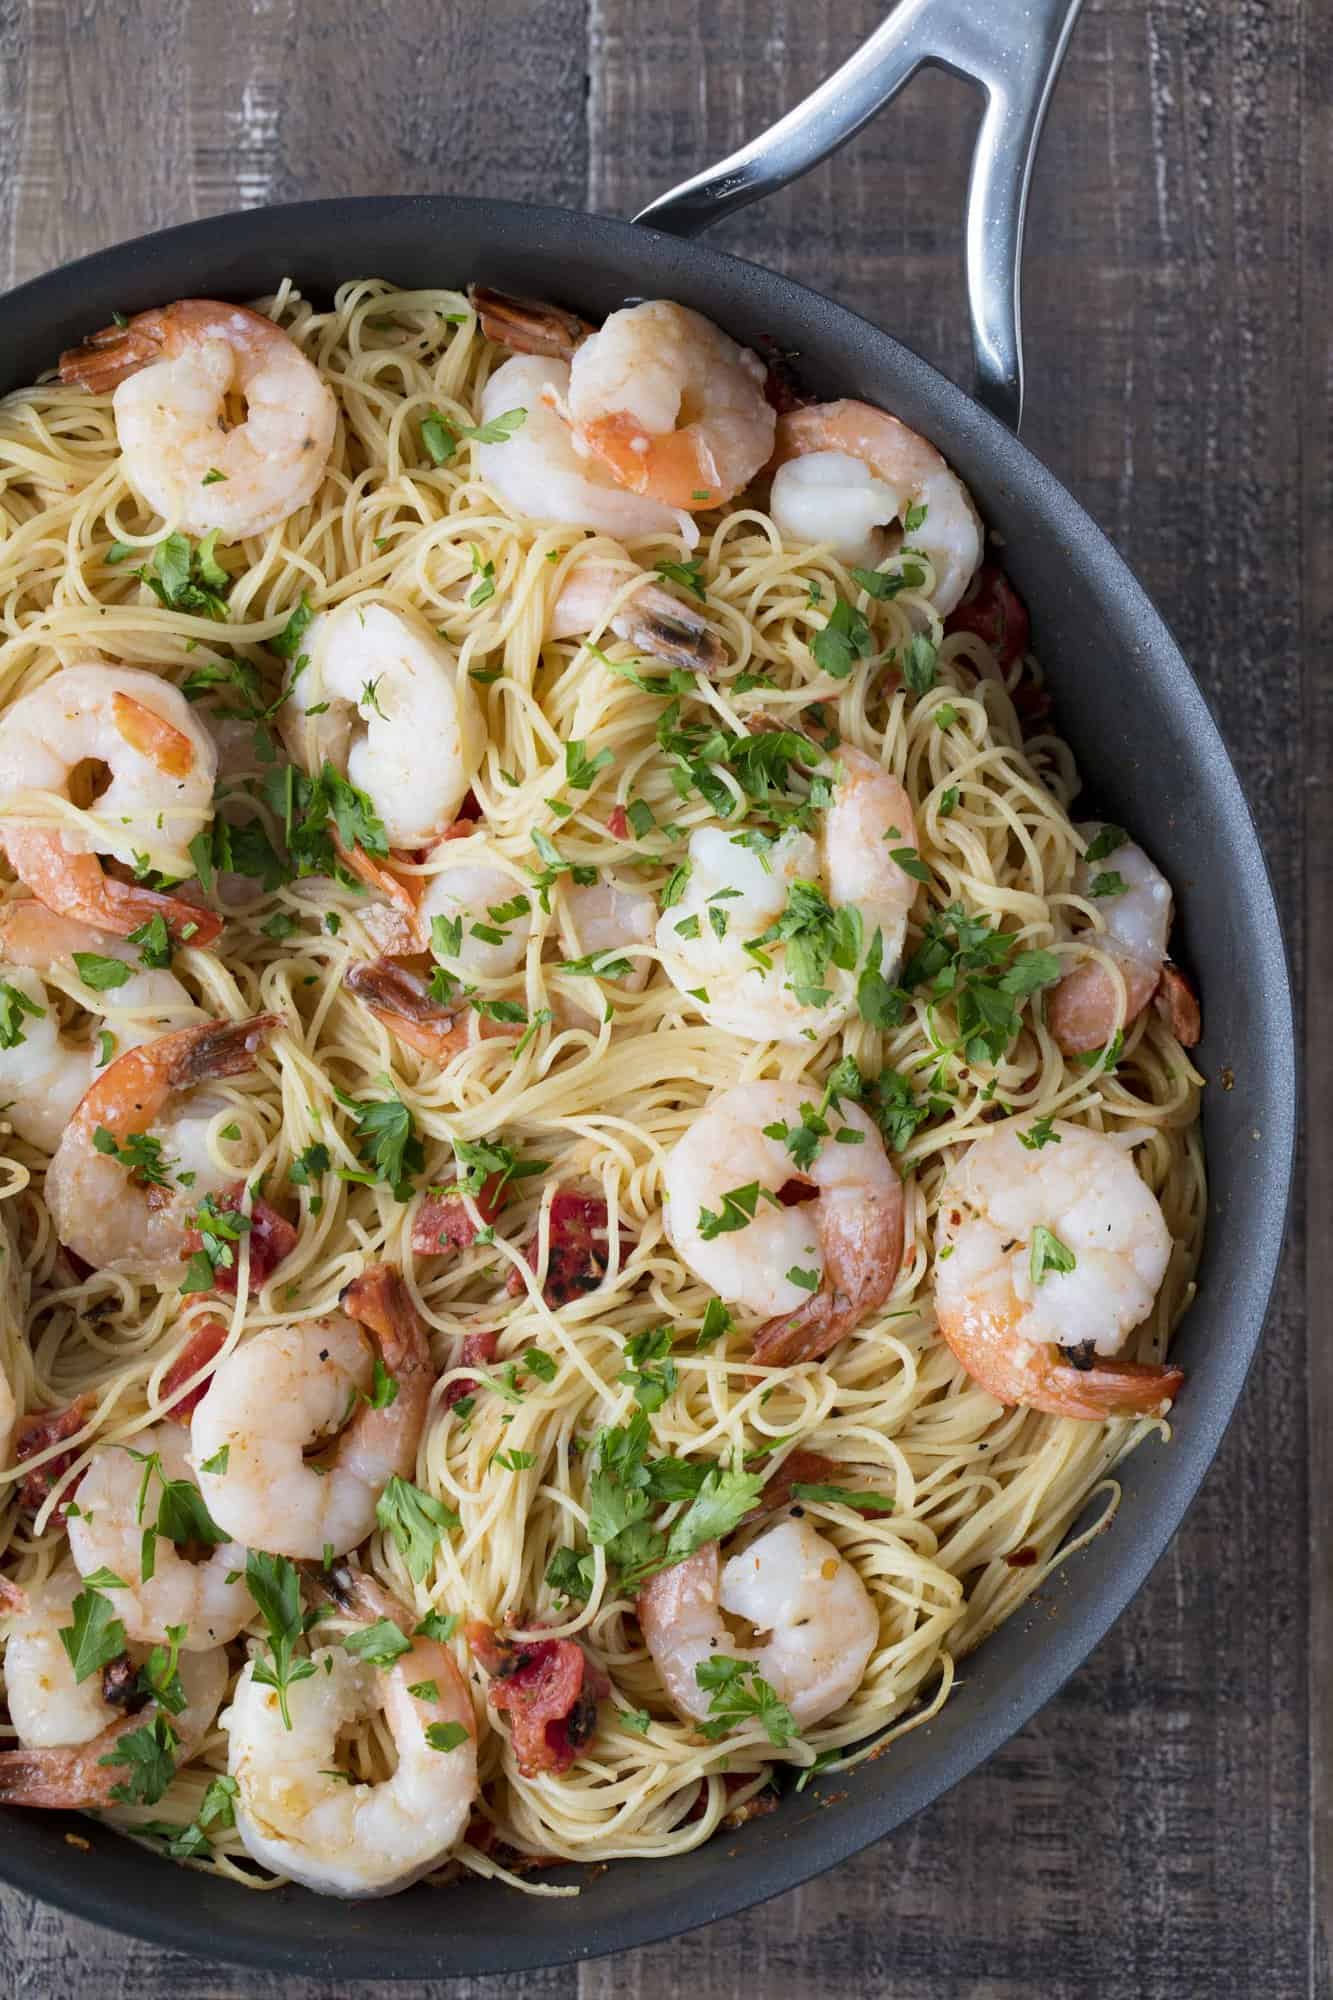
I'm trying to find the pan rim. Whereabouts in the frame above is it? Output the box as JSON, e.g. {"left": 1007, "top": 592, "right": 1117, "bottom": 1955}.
{"left": 0, "top": 192, "right": 1298, "bottom": 1977}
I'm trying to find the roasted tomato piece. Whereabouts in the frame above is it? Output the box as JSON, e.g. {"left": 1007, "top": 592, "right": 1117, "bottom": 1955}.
{"left": 14, "top": 1397, "right": 91, "bottom": 1515}
{"left": 466, "top": 1622, "right": 610, "bottom": 1777}
{"left": 505, "top": 1192, "right": 613, "bottom": 1306}
{"left": 944, "top": 562, "right": 1031, "bottom": 672}
{"left": 160, "top": 1319, "right": 229, "bottom": 1421}
{"left": 411, "top": 1171, "right": 507, "bottom": 1257}
{"left": 180, "top": 1181, "right": 297, "bottom": 1297}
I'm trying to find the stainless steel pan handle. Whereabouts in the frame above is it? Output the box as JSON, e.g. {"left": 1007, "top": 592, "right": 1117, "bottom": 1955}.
{"left": 633, "top": 0, "right": 1084, "bottom": 435}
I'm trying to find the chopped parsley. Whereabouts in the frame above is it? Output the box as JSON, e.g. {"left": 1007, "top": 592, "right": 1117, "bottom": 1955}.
{"left": 134, "top": 531, "right": 231, "bottom": 621}
{"left": 343, "top": 1618, "right": 411, "bottom": 1666}
{"left": 73, "top": 951, "right": 132, "bottom": 992}
{"left": 376, "top": 1475, "right": 459, "bottom": 1583}
{"left": 245, "top": 1549, "right": 320, "bottom": 1730}
{"left": 546, "top": 1546, "right": 595, "bottom": 1603}
{"left": 1029, "top": 1225, "right": 1076, "bottom": 1284}
{"left": 810, "top": 597, "right": 873, "bottom": 679}
{"left": 58, "top": 1585, "right": 128, "bottom": 1683}
{"left": 653, "top": 557, "right": 707, "bottom": 601}
{"left": 334, "top": 1081, "right": 422, "bottom": 1200}
{"left": 1084, "top": 824, "right": 1128, "bottom": 863}
{"left": 0, "top": 979, "right": 43, "bottom": 1049}
{"left": 695, "top": 1656, "right": 798, "bottom": 1748}
{"left": 180, "top": 1192, "right": 251, "bottom": 1295}
{"left": 1017, "top": 1117, "right": 1060, "bottom": 1150}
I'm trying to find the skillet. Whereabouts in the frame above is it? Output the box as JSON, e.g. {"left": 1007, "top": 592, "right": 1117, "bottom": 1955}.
{"left": 0, "top": 0, "right": 1295, "bottom": 1975}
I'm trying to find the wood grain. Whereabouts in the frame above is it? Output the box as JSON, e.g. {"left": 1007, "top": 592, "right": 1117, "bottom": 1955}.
{"left": 0, "top": 0, "right": 1321, "bottom": 1994}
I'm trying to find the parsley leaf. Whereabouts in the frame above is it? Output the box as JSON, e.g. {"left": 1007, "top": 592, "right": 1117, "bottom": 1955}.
{"left": 376, "top": 1475, "right": 459, "bottom": 1583}
{"left": 790, "top": 1482, "right": 895, "bottom": 1513}
{"left": 695, "top": 1656, "right": 798, "bottom": 1748}
{"left": 653, "top": 557, "right": 707, "bottom": 601}
{"left": 0, "top": 979, "right": 43, "bottom": 1049}
{"left": 343, "top": 1618, "right": 411, "bottom": 1666}
{"left": 810, "top": 597, "right": 873, "bottom": 679}
{"left": 99, "top": 1715, "right": 179, "bottom": 1805}
{"left": 1084, "top": 824, "right": 1128, "bottom": 863}
{"left": 334, "top": 1082, "right": 422, "bottom": 1200}
{"left": 1017, "top": 1116, "right": 1060, "bottom": 1150}
{"left": 1029, "top": 1225, "right": 1076, "bottom": 1284}
{"left": 245, "top": 1549, "right": 318, "bottom": 1729}
{"left": 73, "top": 951, "right": 132, "bottom": 992}
{"left": 425, "top": 1720, "right": 470, "bottom": 1752}
{"left": 546, "top": 1546, "right": 595, "bottom": 1603}
{"left": 58, "top": 1586, "right": 128, "bottom": 1683}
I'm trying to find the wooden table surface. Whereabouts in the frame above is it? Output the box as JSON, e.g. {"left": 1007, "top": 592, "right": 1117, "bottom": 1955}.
{"left": 0, "top": 1, "right": 1324, "bottom": 1993}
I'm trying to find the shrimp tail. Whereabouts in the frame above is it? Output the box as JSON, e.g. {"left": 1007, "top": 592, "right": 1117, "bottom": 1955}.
{"left": 303, "top": 1553, "right": 411, "bottom": 1632}
{"left": 619, "top": 585, "right": 726, "bottom": 676}
{"left": 1037, "top": 1356, "right": 1185, "bottom": 1422}
{"left": 162, "top": 1013, "right": 280, "bottom": 1090}
{"left": 58, "top": 313, "right": 168, "bottom": 394}
{"left": 0, "top": 1711, "right": 139, "bottom": 1808}
{"left": 331, "top": 833, "right": 422, "bottom": 933}
{"left": 752, "top": 1187, "right": 904, "bottom": 1366}
{"left": 468, "top": 286, "right": 593, "bottom": 360}
{"left": 3, "top": 830, "right": 224, "bottom": 949}
{"left": 341, "top": 1263, "right": 435, "bottom": 1406}
{"left": 344, "top": 959, "right": 470, "bottom": 1060}
{"left": 1154, "top": 963, "right": 1202, "bottom": 1046}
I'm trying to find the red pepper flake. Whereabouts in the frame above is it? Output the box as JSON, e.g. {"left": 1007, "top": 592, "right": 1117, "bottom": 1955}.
{"left": 1005, "top": 1545, "right": 1040, "bottom": 1568}
{"left": 411, "top": 1171, "right": 506, "bottom": 1257}
{"left": 466, "top": 1621, "right": 609, "bottom": 1777}
{"left": 505, "top": 1191, "right": 615, "bottom": 1306}
{"left": 444, "top": 1328, "right": 499, "bottom": 1410}
{"left": 14, "top": 1397, "right": 91, "bottom": 1516}
{"left": 605, "top": 804, "right": 630, "bottom": 841}
{"left": 159, "top": 1319, "right": 229, "bottom": 1422}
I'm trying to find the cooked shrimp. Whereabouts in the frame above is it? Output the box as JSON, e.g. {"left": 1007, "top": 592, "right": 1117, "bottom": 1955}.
{"left": 769, "top": 402, "right": 982, "bottom": 616}
{"left": 476, "top": 290, "right": 775, "bottom": 514}
{"left": 225, "top": 1571, "right": 477, "bottom": 1896}
{"left": 664, "top": 1081, "right": 904, "bottom": 1365}
{"left": 0, "top": 1562, "right": 227, "bottom": 1807}
{"left": 0, "top": 905, "right": 202, "bottom": 1151}
{"left": 416, "top": 849, "right": 533, "bottom": 981}
{"left": 657, "top": 743, "right": 919, "bottom": 1042}
{"left": 59, "top": 299, "right": 337, "bottom": 538}
{"left": 637, "top": 1518, "right": 878, "bottom": 1732}
{"left": 563, "top": 301, "right": 774, "bottom": 512}
{"left": 475, "top": 355, "right": 689, "bottom": 541}
{"left": 1048, "top": 824, "right": 1201, "bottom": 1055}
{"left": 190, "top": 1266, "right": 435, "bottom": 1560}
{"left": 44, "top": 1014, "right": 278, "bottom": 1281}
{"left": 0, "top": 665, "right": 221, "bottom": 944}
{"left": 343, "top": 958, "right": 487, "bottom": 1063}
{"left": 278, "top": 602, "right": 483, "bottom": 849}
{"left": 934, "top": 1120, "right": 1182, "bottom": 1418}
{"left": 68, "top": 1422, "right": 253, "bottom": 1647}
{"left": 559, "top": 876, "right": 657, "bottom": 992}
{"left": 548, "top": 559, "right": 726, "bottom": 674}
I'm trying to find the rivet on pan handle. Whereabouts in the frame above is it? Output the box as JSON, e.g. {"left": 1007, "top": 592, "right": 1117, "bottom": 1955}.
{"left": 632, "top": 0, "right": 1085, "bottom": 436}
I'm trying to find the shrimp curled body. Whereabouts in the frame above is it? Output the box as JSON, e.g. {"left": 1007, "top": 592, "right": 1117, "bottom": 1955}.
{"left": 657, "top": 744, "right": 919, "bottom": 1043}
{"left": 68, "top": 1423, "right": 255, "bottom": 1647}
{"left": 44, "top": 1015, "right": 278, "bottom": 1282}
{"left": 769, "top": 401, "right": 982, "bottom": 616}
{"left": 59, "top": 299, "right": 337, "bottom": 538}
{"left": 934, "top": 1120, "right": 1182, "bottom": 1419}
{"left": 0, "top": 665, "right": 220, "bottom": 941}
{"left": 224, "top": 1574, "right": 477, "bottom": 1896}
{"left": 637, "top": 1518, "right": 879, "bottom": 1732}
{"left": 0, "top": 1563, "right": 227, "bottom": 1808}
{"left": 664, "top": 1081, "right": 904, "bottom": 1364}
{"left": 190, "top": 1266, "right": 435, "bottom": 1559}
{"left": 279, "top": 602, "right": 483, "bottom": 849}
